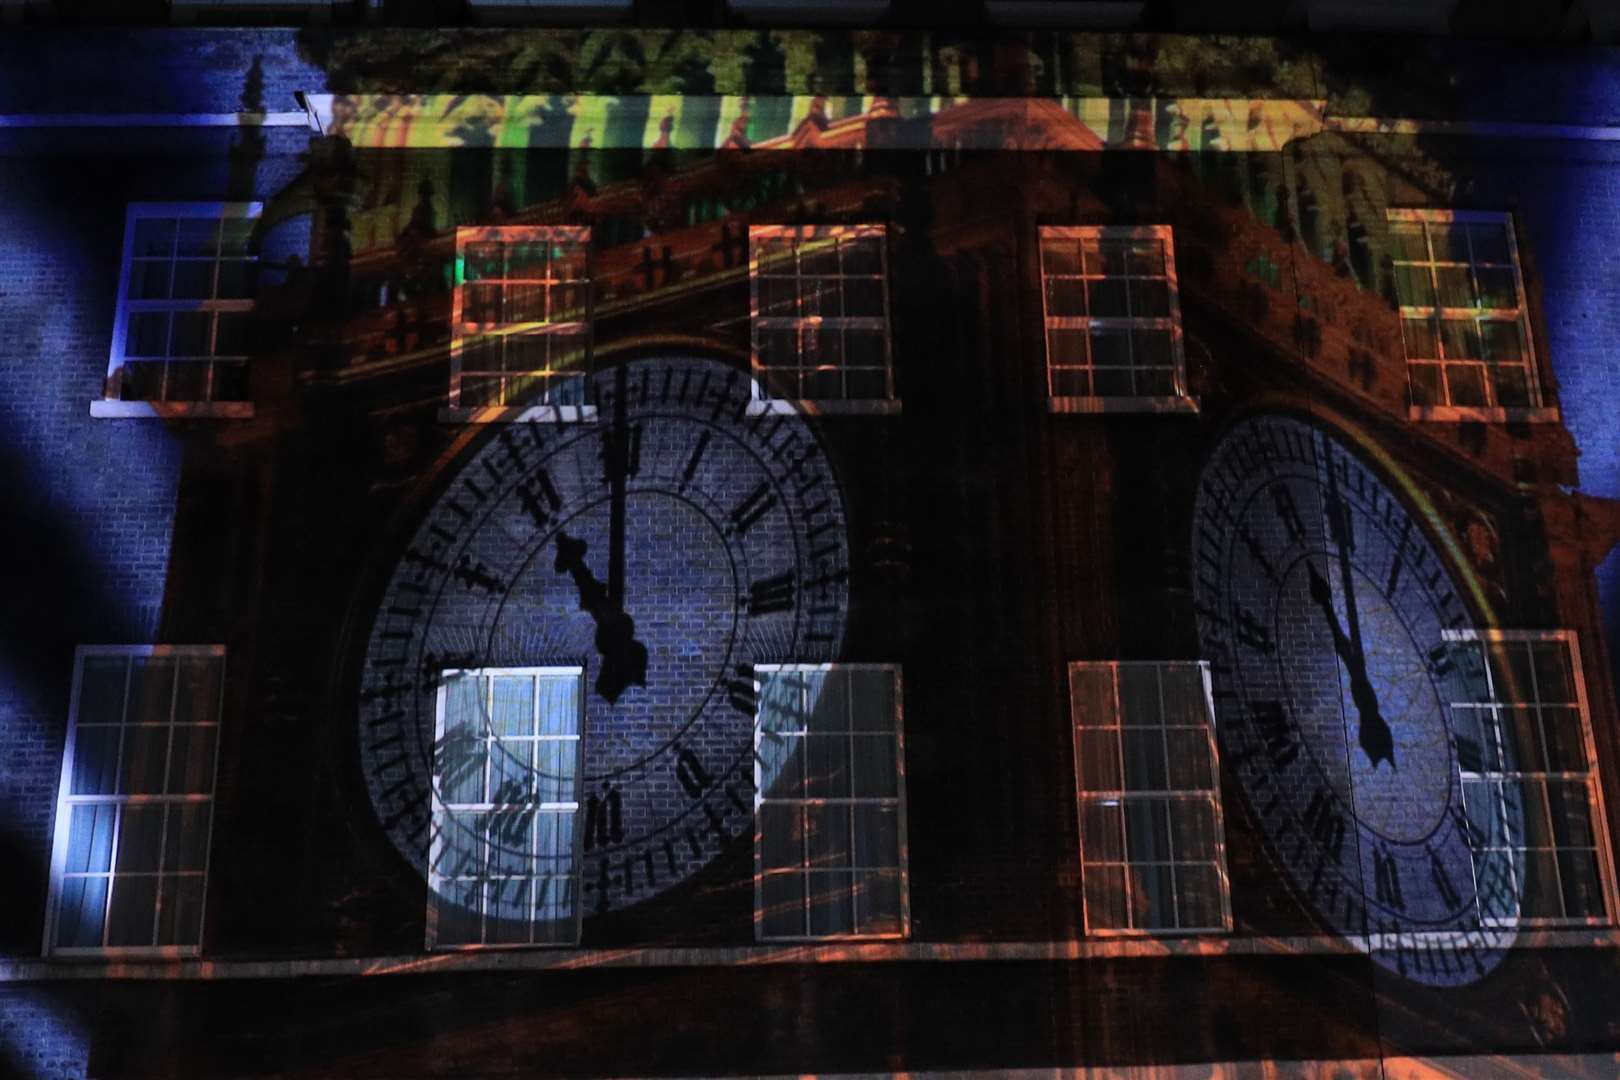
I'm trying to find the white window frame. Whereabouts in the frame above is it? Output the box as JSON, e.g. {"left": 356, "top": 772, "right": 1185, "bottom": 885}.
{"left": 44, "top": 645, "right": 226, "bottom": 958}
{"left": 748, "top": 224, "right": 900, "bottom": 416}
{"left": 1040, "top": 225, "right": 1195, "bottom": 415}
{"left": 92, "top": 202, "right": 260, "bottom": 419}
{"left": 753, "top": 662, "right": 910, "bottom": 941}
{"left": 1069, "top": 660, "right": 1233, "bottom": 936}
{"left": 1387, "top": 209, "right": 1556, "bottom": 423}
{"left": 426, "top": 665, "right": 586, "bottom": 950}
{"left": 441, "top": 225, "right": 597, "bottom": 425}
{"left": 1442, "top": 628, "right": 1619, "bottom": 927}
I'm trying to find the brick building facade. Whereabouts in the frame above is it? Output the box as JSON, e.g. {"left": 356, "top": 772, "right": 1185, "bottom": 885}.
{"left": 2, "top": 19, "right": 1620, "bottom": 1079}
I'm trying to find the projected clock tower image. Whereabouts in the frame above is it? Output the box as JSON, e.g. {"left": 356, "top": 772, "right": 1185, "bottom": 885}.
{"left": 1, "top": 10, "right": 1620, "bottom": 1079}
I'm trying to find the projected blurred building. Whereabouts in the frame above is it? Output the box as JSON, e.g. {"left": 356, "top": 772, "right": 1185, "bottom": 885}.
{"left": 3, "top": 6, "right": 1620, "bottom": 1078}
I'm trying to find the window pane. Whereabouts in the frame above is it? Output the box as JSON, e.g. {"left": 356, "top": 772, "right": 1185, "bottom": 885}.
{"left": 851, "top": 735, "right": 898, "bottom": 798}
{"left": 1131, "top": 863, "right": 1176, "bottom": 930}
{"left": 1165, "top": 729, "right": 1213, "bottom": 791}
{"left": 760, "top": 871, "right": 806, "bottom": 938}
{"left": 1077, "top": 729, "right": 1121, "bottom": 792}
{"left": 853, "top": 870, "right": 903, "bottom": 934}
{"left": 1122, "top": 728, "right": 1168, "bottom": 791}
{"left": 1071, "top": 667, "right": 1116, "bottom": 727}
{"left": 155, "top": 874, "right": 205, "bottom": 947}
{"left": 65, "top": 804, "right": 116, "bottom": 874}
{"left": 807, "top": 872, "right": 854, "bottom": 935}
{"left": 1174, "top": 863, "right": 1224, "bottom": 929}
{"left": 166, "top": 725, "right": 216, "bottom": 795}
{"left": 119, "top": 726, "right": 169, "bottom": 795}
{"left": 1168, "top": 798, "right": 1218, "bottom": 863}
{"left": 1084, "top": 865, "right": 1127, "bottom": 931}
{"left": 806, "top": 804, "right": 851, "bottom": 868}
{"left": 435, "top": 877, "right": 482, "bottom": 946}
{"left": 805, "top": 735, "right": 851, "bottom": 799}
{"left": 116, "top": 804, "right": 164, "bottom": 874}
{"left": 70, "top": 726, "right": 120, "bottom": 796}
{"left": 1557, "top": 850, "right": 1605, "bottom": 919}
{"left": 132, "top": 217, "right": 176, "bottom": 258}
{"left": 759, "top": 804, "right": 803, "bottom": 870}
{"left": 852, "top": 804, "right": 900, "bottom": 868}
{"left": 163, "top": 805, "right": 211, "bottom": 872}
{"left": 56, "top": 877, "right": 109, "bottom": 949}
{"left": 106, "top": 875, "right": 158, "bottom": 948}
{"left": 1042, "top": 238, "right": 1080, "bottom": 277}
{"left": 173, "top": 657, "right": 222, "bottom": 725}
{"left": 1125, "top": 798, "right": 1173, "bottom": 863}
{"left": 1080, "top": 799, "right": 1124, "bottom": 862}
{"left": 176, "top": 218, "right": 220, "bottom": 257}
{"left": 1117, "top": 667, "right": 1161, "bottom": 725}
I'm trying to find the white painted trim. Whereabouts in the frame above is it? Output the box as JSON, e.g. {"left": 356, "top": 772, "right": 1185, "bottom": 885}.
{"left": 92, "top": 401, "right": 254, "bottom": 419}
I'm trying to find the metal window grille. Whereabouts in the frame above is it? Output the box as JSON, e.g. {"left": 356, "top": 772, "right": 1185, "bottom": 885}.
{"left": 749, "top": 225, "right": 894, "bottom": 405}
{"left": 1070, "top": 661, "right": 1232, "bottom": 935}
{"left": 754, "top": 664, "right": 909, "bottom": 941}
{"left": 427, "top": 667, "right": 584, "bottom": 949}
{"left": 1040, "top": 225, "right": 1188, "bottom": 406}
{"left": 45, "top": 646, "right": 226, "bottom": 957}
{"left": 106, "top": 204, "right": 260, "bottom": 405}
{"left": 1442, "top": 630, "right": 1618, "bottom": 926}
{"left": 1387, "top": 209, "right": 1540, "bottom": 413}
{"left": 450, "top": 226, "right": 591, "bottom": 412}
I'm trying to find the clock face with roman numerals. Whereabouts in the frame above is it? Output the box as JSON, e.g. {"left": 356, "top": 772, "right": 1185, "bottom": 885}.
{"left": 358, "top": 355, "right": 849, "bottom": 922}
{"left": 1192, "top": 413, "right": 1520, "bottom": 986}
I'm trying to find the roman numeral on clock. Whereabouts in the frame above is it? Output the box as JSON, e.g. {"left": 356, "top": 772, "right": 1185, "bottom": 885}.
{"left": 1373, "top": 846, "right": 1406, "bottom": 911}
{"left": 1301, "top": 786, "right": 1345, "bottom": 865}
{"left": 744, "top": 571, "right": 795, "bottom": 615}
{"left": 1270, "top": 484, "right": 1307, "bottom": 546}
{"left": 727, "top": 482, "right": 777, "bottom": 538}
{"left": 1250, "top": 699, "right": 1298, "bottom": 769}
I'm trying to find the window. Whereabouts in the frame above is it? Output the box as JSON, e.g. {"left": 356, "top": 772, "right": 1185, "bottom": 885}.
{"left": 749, "top": 225, "right": 897, "bottom": 414}
{"left": 1444, "top": 630, "right": 1617, "bottom": 926}
{"left": 1387, "top": 209, "right": 1551, "bottom": 421}
{"left": 428, "top": 667, "right": 584, "bottom": 948}
{"left": 445, "top": 226, "right": 593, "bottom": 423}
{"left": 1040, "top": 226, "right": 1192, "bottom": 413}
{"left": 1070, "top": 661, "right": 1231, "bottom": 934}
{"left": 44, "top": 647, "right": 225, "bottom": 956}
{"left": 754, "top": 664, "right": 908, "bottom": 940}
{"left": 93, "top": 203, "right": 260, "bottom": 418}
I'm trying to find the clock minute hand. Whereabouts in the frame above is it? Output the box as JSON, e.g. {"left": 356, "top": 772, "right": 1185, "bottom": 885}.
{"left": 1306, "top": 561, "right": 1396, "bottom": 771}
{"left": 606, "top": 360, "right": 630, "bottom": 608}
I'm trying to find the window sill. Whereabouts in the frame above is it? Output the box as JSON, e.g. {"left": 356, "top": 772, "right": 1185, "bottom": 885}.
{"left": 1408, "top": 405, "right": 1560, "bottom": 423}
{"left": 1048, "top": 395, "right": 1199, "bottom": 415}
{"left": 439, "top": 405, "right": 599, "bottom": 424}
{"left": 746, "top": 398, "right": 902, "bottom": 417}
{"left": 90, "top": 400, "right": 254, "bottom": 419}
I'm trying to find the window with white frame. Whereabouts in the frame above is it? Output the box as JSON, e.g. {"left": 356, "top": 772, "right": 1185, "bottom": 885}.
{"left": 447, "top": 226, "right": 592, "bottom": 422}
{"left": 95, "top": 204, "right": 260, "bottom": 418}
{"left": 1070, "top": 661, "right": 1231, "bottom": 934}
{"left": 428, "top": 668, "right": 584, "bottom": 948}
{"left": 1387, "top": 210, "right": 1547, "bottom": 419}
{"left": 754, "top": 664, "right": 908, "bottom": 940}
{"left": 1443, "top": 630, "right": 1617, "bottom": 925}
{"left": 1040, "top": 226, "right": 1191, "bottom": 413}
{"left": 749, "top": 225, "right": 896, "bottom": 412}
{"left": 45, "top": 647, "right": 225, "bottom": 956}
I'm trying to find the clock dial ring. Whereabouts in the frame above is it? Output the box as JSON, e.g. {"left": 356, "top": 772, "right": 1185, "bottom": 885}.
{"left": 357, "top": 354, "right": 851, "bottom": 914}
{"left": 1193, "top": 411, "right": 1520, "bottom": 984}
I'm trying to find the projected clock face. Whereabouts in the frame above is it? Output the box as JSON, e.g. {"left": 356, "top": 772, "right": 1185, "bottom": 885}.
{"left": 1192, "top": 414, "right": 1520, "bottom": 985}
{"left": 358, "top": 355, "right": 849, "bottom": 917}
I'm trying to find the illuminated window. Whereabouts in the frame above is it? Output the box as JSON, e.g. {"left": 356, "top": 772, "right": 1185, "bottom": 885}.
{"left": 93, "top": 203, "right": 260, "bottom": 419}
{"left": 45, "top": 647, "right": 225, "bottom": 956}
{"left": 1070, "top": 661, "right": 1231, "bottom": 935}
{"left": 428, "top": 667, "right": 584, "bottom": 949}
{"left": 1444, "top": 630, "right": 1617, "bottom": 926}
{"left": 1387, "top": 210, "right": 1550, "bottom": 420}
{"left": 754, "top": 664, "right": 908, "bottom": 940}
{"left": 1040, "top": 226, "right": 1192, "bottom": 413}
{"left": 749, "top": 225, "right": 896, "bottom": 414}
{"left": 446, "top": 226, "right": 593, "bottom": 423}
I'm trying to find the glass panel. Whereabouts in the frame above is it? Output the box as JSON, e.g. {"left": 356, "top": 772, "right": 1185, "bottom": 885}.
{"left": 1048, "top": 328, "right": 1088, "bottom": 370}
{"left": 852, "top": 869, "right": 903, "bottom": 935}
{"left": 106, "top": 875, "right": 159, "bottom": 947}
{"left": 127, "top": 312, "right": 171, "bottom": 358}
{"left": 171, "top": 261, "right": 213, "bottom": 302}
{"left": 127, "top": 259, "right": 173, "bottom": 301}
{"left": 1077, "top": 729, "right": 1121, "bottom": 792}
{"left": 805, "top": 735, "right": 851, "bottom": 799}
{"left": 163, "top": 804, "right": 211, "bottom": 872}
{"left": 1117, "top": 667, "right": 1162, "bottom": 726}
{"left": 1546, "top": 782, "right": 1595, "bottom": 849}
{"left": 173, "top": 657, "right": 222, "bottom": 725}
{"left": 78, "top": 656, "right": 129, "bottom": 725}
{"left": 487, "top": 878, "right": 532, "bottom": 945}
{"left": 126, "top": 656, "right": 176, "bottom": 724}
{"left": 1079, "top": 799, "right": 1124, "bottom": 862}
{"left": 1557, "top": 850, "right": 1605, "bottom": 919}
{"left": 848, "top": 670, "right": 896, "bottom": 731}
{"left": 65, "top": 804, "right": 116, "bottom": 873}
{"left": 806, "top": 872, "right": 855, "bottom": 935}
{"left": 166, "top": 725, "right": 217, "bottom": 795}
{"left": 1402, "top": 317, "right": 1439, "bottom": 358}
{"left": 155, "top": 874, "right": 205, "bottom": 947}
{"left": 1125, "top": 239, "right": 1165, "bottom": 277}
{"left": 1122, "top": 728, "right": 1168, "bottom": 791}
{"left": 1042, "top": 238, "right": 1080, "bottom": 277}
{"left": 1132, "top": 863, "right": 1176, "bottom": 930}
{"left": 1491, "top": 364, "right": 1531, "bottom": 409}
{"left": 56, "top": 877, "right": 110, "bottom": 949}
{"left": 1468, "top": 223, "right": 1511, "bottom": 263}
{"left": 176, "top": 218, "right": 220, "bottom": 257}
{"left": 220, "top": 218, "right": 256, "bottom": 257}
{"left": 1440, "top": 319, "right": 1481, "bottom": 360}
{"left": 534, "top": 740, "right": 577, "bottom": 805}
{"left": 1386, "top": 222, "right": 1427, "bottom": 263}
{"left": 1165, "top": 728, "right": 1213, "bottom": 791}
{"left": 1446, "top": 364, "right": 1487, "bottom": 407}
{"left": 806, "top": 804, "right": 851, "bottom": 869}
{"left": 119, "top": 726, "right": 169, "bottom": 795}
{"left": 489, "top": 740, "right": 533, "bottom": 805}
{"left": 1433, "top": 265, "right": 1473, "bottom": 308}
{"left": 760, "top": 804, "right": 803, "bottom": 870}
{"left": 851, "top": 735, "right": 898, "bottom": 798}
{"left": 1071, "top": 666, "right": 1116, "bottom": 727}
{"left": 1045, "top": 279, "right": 1087, "bottom": 318}
{"left": 1125, "top": 798, "right": 1173, "bottom": 863}
{"left": 438, "top": 734, "right": 488, "bottom": 807}
{"left": 1475, "top": 267, "right": 1518, "bottom": 310}
{"left": 115, "top": 804, "right": 164, "bottom": 873}
{"left": 1174, "top": 863, "right": 1224, "bottom": 929}
{"left": 852, "top": 804, "right": 901, "bottom": 868}
{"left": 806, "top": 670, "right": 849, "bottom": 732}
{"left": 1084, "top": 865, "right": 1127, "bottom": 931}
{"left": 1393, "top": 264, "right": 1435, "bottom": 308}
{"left": 1531, "top": 643, "right": 1575, "bottom": 703}
{"left": 1129, "top": 279, "right": 1170, "bottom": 318}
{"left": 1408, "top": 362, "right": 1442, "bottom": 407}
{"left": 435, "top": 876, "right": 483, "bottom": 946}
{"left": 1540, "top": 708, "right": 1588, "bottom": 773}
{"left": 487, "top": 811, "right": 533, "bottom": 876}
{"left": 132, "top": 217, "right": 177, "bottom": 258}
{"left": 760, "top": 871, "right": 806, "bottom": 938}
{"left": 841, "top": 236, "right": 883, "bottom": 276}
{"left": 1132, "top": 328, "right": 1173, "bottom": 369}
{"left": 1522, "top": 850, "right": 1562, "bottom": 920}
{"left": 215, "top": 259, "right": 253, "bottom": 301}
{"left": 70, "top": 726, "right": 121, "bottom": 796}
{"left": 1168, "top": 798, "right": 1219, "bottom": 863}
{"left": 843, "top": 278, "right": 884, "bottom": 318}
{"left": 1087, "top": 279, "right": 1128, "bottom": 318}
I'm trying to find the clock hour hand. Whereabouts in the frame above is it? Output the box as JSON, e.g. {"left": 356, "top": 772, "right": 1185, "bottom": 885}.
{"left": 555, "top": 531, "right": 648, "bottom": 704}
{"left": 1306, "top": 561, "right": 1396, "bottom": 771}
